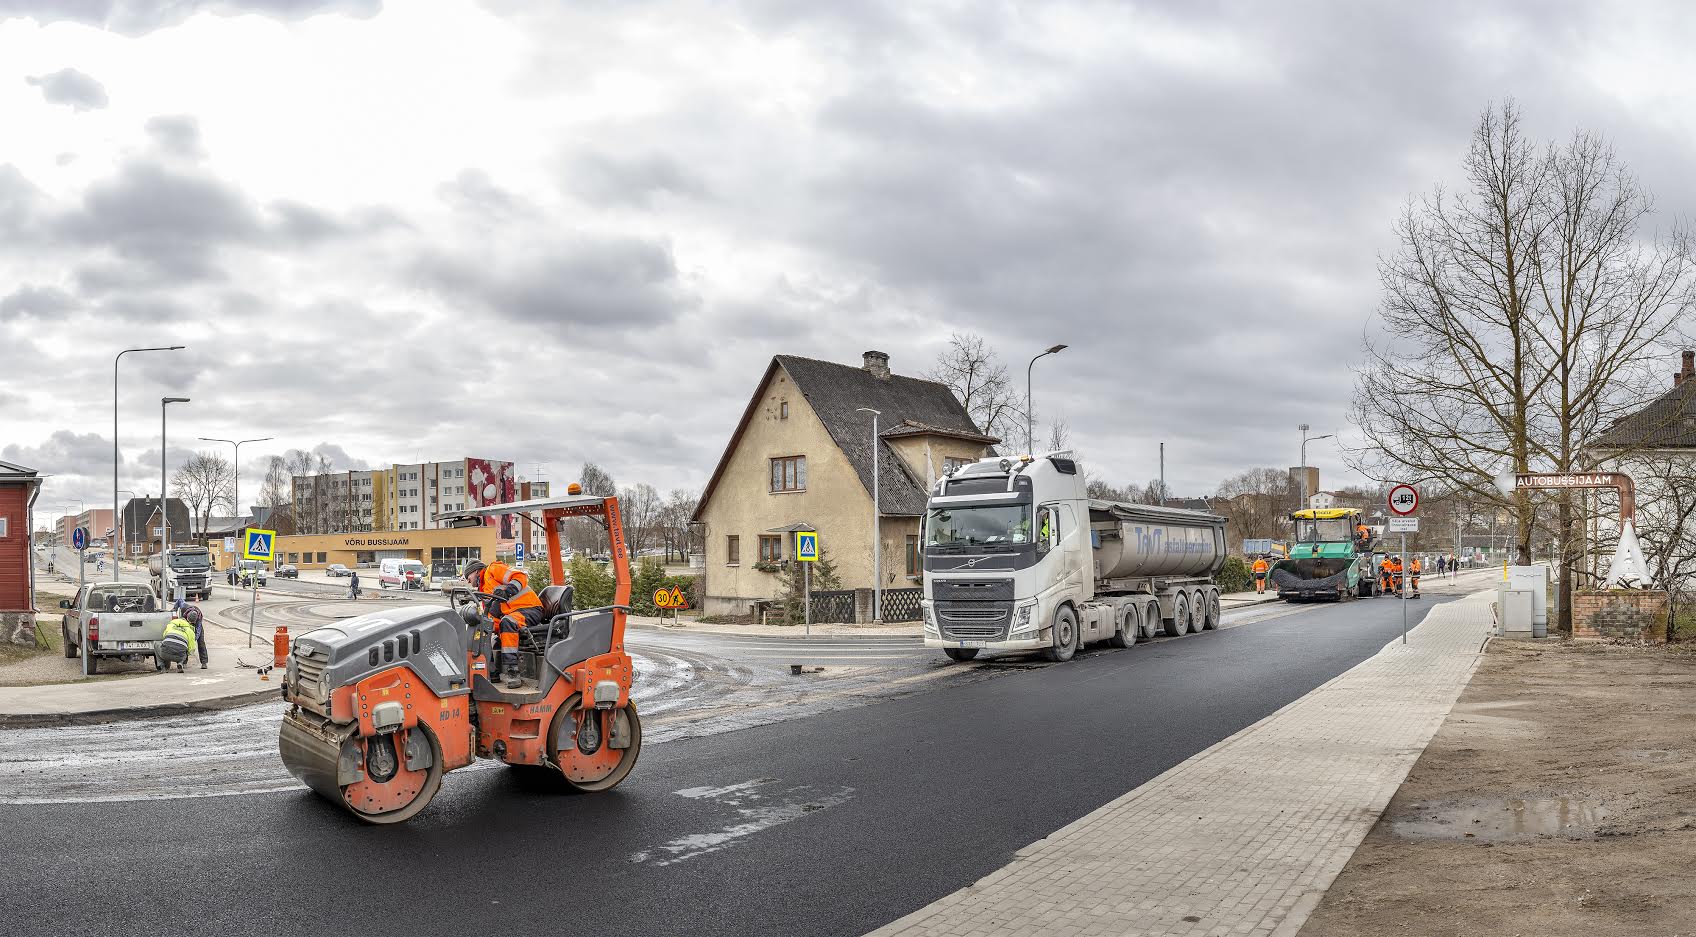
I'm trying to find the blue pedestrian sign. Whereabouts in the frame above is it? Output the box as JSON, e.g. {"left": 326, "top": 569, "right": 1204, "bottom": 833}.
{"left": 244, "top": 528, "right": 276, "bottom": 561}
{"left": 71, "top": 526, "right": 88, "bottom": 550}
{"left": 514, "top": 541, "right": 525, "bottom": 562}
{"left": 795, "top": 531, "right": 818, "bottom": 562}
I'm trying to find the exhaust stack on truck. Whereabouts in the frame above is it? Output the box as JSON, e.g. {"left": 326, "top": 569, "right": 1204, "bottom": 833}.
{"left": 921, "top": 453, "right": 1227, "bottom": 663}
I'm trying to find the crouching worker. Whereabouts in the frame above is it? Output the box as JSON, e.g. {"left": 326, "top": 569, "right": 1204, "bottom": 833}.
{"left": 461, "top": 560, "right": 546, "bottom": 689}
{"left": 157, "top": 613, "right": 198, "bottom": 673}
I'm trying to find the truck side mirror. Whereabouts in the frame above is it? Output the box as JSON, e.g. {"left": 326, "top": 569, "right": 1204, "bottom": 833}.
{"left": 58, "top": 599, "right": 71, "bottom": 609}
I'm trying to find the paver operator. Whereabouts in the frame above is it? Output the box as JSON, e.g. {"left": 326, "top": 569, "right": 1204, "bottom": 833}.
{"left": 462, "top": 559, "right": 545, "bottom": 688}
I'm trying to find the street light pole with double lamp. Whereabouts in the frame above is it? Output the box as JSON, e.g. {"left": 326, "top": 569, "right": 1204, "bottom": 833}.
{"left": 856, "top": 407, "right": 883, "bottom": 622}
{"left": 199, "top": 436, "right": 274, "bottom": 525}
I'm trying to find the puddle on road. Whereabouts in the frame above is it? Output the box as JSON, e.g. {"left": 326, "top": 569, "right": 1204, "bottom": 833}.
{"left": 1391, "top": 795, "right": 1609, "bottom": 842}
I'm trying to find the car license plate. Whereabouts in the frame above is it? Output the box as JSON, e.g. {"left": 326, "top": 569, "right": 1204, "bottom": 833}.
{"left": 120, "top": 641, "right": 151, "bottom": 650}
{"left": 957, "top": 640, "right": 986, "bottom": 648}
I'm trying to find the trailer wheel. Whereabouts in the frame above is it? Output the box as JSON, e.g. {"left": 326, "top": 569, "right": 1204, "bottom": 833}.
{"left": 1108, "top": 605, "right": 1137, "bottom": 648}
{"left": 943, "top": 647, "right": 979, "bottom": 662}
{"left": 1163, "top": 594, "right": 1189, "bottom": 637}
{"left": 1141, "top": 601, "right": 1161, "bottom": 639}
{"left": 1043, "top": 607, "right": 1078, "bottom": 662}
{"left": 1202, "top": 590, "right": 1222, "bottom": 630}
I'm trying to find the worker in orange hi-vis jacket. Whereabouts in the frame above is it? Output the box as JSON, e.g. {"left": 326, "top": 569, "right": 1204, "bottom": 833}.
{"left": 1251, "top": 556, "right": 1270, "bottom": 593}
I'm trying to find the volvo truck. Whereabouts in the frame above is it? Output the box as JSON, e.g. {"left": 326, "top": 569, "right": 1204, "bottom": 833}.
{"left": 149, "top": 545, "right": 214, "bottom": 601}
{"left": 921, "top": 453, "right": 1228, "bottom": 663}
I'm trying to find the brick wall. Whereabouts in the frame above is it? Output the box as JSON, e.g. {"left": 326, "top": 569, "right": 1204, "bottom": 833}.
{"left": 1572, "top": 589, "right": 1669, "bottom": 643}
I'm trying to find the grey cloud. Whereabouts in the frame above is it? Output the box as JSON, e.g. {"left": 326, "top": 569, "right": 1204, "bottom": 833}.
{"left": 0, "top": 284, "right": 77, "bottom": 319}
{"left": 566, "top": 151, "right": 709, "bottom": 208}
{"left": 24, "top": 68, "right": 108, "bottom": 111}
{"left": 58, "top": 160, "right": 262, "bottom": 288}
{"left": 145, "top": 114, "right": 205, "bottom": 160}
{"left": 437, "top": 169, "right": 528, "bottom": 219}
{"left": 0, "top": 0, "right": 381, "bottom": 37}
{"left": 3, "top": 430, "right": 114, "bottom": 477}
{"left": 0, "top": 164, "right": 42, "bottom": 237}
{"left": 416, "top": 236, "right": 691, "bottom": 333}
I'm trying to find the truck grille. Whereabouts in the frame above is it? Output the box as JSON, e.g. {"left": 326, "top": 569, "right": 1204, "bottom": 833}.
{"left": 930, "top": 578, "right": 1014, "bottom": 601}
{"left": 935, "top": 600, "right": 1012, "bottom": 642}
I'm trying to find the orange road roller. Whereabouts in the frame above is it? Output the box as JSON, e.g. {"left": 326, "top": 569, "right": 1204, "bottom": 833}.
{"left": 278, "top": 493, "right": 641, "bottom": 823}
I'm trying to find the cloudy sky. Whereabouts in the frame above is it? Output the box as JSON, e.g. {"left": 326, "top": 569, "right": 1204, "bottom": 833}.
{"left": 3, "top": 0, "right": 1693, "bottom": 519}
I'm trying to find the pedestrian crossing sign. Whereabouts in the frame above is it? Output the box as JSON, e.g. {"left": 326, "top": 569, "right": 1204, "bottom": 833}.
{"left": 795, "top": 531, "right": 818, "bottom": 562}
{"left": 244, "top": 528, "right": 276, "bottom": 561}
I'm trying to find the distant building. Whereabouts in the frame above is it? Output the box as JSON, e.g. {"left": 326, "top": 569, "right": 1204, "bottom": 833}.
{"left": 1588, "top": 349, "right": 1696, "bottom": 582}
{"left": 0, "top": 460, "right": 43, "bottom": 645}
{"left": 693, "top": 351, "right": 997, "bottom": 618}
{"left": 1288, "top": 466, "right": 1320, "bottom": 509}
{"left": 56, "top": 508, "right": 114, "bottom": 548}
{"left": 117, "top": 496, "right": 192, "bottom": 559}
{"left": 288, "top": 457, "right": 518, "bottom": 537}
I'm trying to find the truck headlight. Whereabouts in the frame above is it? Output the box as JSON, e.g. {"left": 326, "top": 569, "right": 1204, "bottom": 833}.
{"left": 1010, "top": 600, "right": 1038, "bottom": 635}
{"left": 921, "top": 601, "right": 939, "bottom": 636}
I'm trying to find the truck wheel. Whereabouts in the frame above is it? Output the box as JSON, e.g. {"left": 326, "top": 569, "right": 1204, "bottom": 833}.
{"left": 62, "top": 620, "right": 77, "bottom": 658}
{"left": 943, "top": 647, "right": 979, "bottom": 662}
{"left": 1202, "top": 590, "right": 1222, "bottom": 630}
{"left": 81, "top": 643, "right": 97, "bottom": 676}
{"left": 1043, "top": 607, "right": 1078, "bottom": 662}
{"left": 1108, "top": 605, "right": 1138, "bottom": 649}
{"left": 1163, "top": 594, "right": 1189, "bottom": 637}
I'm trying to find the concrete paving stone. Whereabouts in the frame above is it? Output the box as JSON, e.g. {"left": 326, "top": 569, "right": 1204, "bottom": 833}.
{"left": 866, "top": 592, "right": 1493, "bottom": 937}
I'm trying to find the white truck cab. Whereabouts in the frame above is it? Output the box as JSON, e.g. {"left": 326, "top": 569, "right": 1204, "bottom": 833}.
{"left": 921, "top": 453, "right": 1226, "bottom": 663}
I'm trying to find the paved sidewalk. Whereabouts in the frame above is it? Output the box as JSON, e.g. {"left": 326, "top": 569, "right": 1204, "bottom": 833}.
{"left": 868, "top": 590, "right": 1496, "bottom": 937}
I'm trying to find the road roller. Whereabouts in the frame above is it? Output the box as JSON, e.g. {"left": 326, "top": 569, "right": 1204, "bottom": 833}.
{"left": 279, "top": 491, "right": 642, "bottom": 824}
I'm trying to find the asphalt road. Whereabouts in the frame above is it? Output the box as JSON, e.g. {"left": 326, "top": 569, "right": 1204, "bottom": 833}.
{"left": 0, "top": 585, "right": 1473, "bottom": 937}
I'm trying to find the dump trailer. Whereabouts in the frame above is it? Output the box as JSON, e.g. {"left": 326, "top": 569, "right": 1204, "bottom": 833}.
{"left": 1269, "top": 508, "right": 1376, "bottom": 601}
{"left": 921, "top": 453, "right": 1228, "bottom": 663}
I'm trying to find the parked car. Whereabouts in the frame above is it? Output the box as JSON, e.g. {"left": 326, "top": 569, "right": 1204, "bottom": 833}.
{"left": 60, "top": 582, "right": 175, "bottom": 675}
{"left": 273, "top": 564, "right": 298, "bottom": 579}
{"left": 325, "top": 564, "right": 352, "bottom": 578}
{"left": 378, "top": 558, "right": 428, "bottom": 590}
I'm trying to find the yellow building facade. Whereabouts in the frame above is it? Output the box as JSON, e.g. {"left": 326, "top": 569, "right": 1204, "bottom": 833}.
{"left": 275, "top": 526, "right": 497, "bottom": 577}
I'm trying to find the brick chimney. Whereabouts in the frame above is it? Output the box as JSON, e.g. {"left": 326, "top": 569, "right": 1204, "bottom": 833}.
{"left": 862, "top": 350, "right": 891, "bottom": 381}
{"left": 1678, "top": 350, "right": 1695, "bottom": 387}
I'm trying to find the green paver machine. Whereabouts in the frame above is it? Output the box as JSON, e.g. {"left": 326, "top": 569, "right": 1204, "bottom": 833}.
{"left": 1269, "top": 508, "right": 1376, "bottom": 601}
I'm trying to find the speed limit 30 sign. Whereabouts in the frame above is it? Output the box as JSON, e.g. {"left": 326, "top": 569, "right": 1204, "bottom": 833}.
{"left": 1388, "top": 484, "right": 1419, "bottom": 516}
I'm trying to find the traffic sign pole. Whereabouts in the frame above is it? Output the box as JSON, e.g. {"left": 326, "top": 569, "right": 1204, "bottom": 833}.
{"left": 242, "top": 529, "right": 276, "bottom": 648}
{"left": 1401, "top": 532, "right": 1408, "bottom": 645}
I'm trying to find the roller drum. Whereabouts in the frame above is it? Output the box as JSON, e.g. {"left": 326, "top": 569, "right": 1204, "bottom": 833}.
{"left": 279, "top": 710, "right": 356, "bottom": 805}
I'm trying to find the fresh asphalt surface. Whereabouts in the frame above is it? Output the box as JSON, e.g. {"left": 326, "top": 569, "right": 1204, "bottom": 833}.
{"left": 0, "top": 588, "right": 1465, "bottom": 937}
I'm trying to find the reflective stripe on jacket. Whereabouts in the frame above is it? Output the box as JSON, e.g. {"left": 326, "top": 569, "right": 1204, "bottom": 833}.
{"left": 162, "top": 618, "right": 197, "bottom": 656}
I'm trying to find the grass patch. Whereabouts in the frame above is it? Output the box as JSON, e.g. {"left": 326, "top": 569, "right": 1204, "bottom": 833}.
{"left": 0, "top": 594, "right": 66, "bottom": 665}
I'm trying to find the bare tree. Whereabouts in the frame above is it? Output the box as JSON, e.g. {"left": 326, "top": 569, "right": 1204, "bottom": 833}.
{"left": 567, "top": 462, "right": 619, "bottom": 554}
{"left": 657, "top": 487, "right": 701, "bottom": 562}
{"left": 172, "top": 452, "right": 235, "bottom": 539}
{"left": 1214, "top": 468, "right": 1293, "bottom": 542}
{"left": 620, "top": 483, "right": 662, "bottom": 557}
{"left": 927, "top": 332, "right": 1021, "bottom": 447}
{"left": 1086, "top": 478, "right": 1142, "bottom": 503}
{"left": 1350, "top": 100, "right": 1692, "bottom": 606}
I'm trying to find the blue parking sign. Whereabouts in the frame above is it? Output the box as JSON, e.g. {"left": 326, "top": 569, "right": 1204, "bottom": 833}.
{"left": 515, "top": 541, "right": 525, "bottom": 562}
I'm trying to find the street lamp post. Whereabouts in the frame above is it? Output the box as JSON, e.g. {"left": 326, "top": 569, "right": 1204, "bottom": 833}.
{"left": 199, "top": 436, "right": 273, "bottom": 524}
{"left": 1025, "top": 344, "right": 1068, "bottom": 454}
{"left": 113, "top": 489, "right": 135, "bottom": 564}
{"left": 1298, "top": 425, "right": 1334, "bottom": 512}
{"left": 161, "top": 397, "right": 190, "bottom": 569}
{"left": 857, "top": 407, "right": 883, "bottom": 622}
{"left": 114, "top": 345, "right": 184, "bottom": 581}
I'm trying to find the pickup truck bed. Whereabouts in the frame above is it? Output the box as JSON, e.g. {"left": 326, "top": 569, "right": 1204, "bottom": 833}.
{"left": 60, "top": 582, "right": 178, "bottom": 674}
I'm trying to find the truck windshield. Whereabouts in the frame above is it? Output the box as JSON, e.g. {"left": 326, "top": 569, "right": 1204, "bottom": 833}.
{"left": 168, "top": 551, "right": 209, "bottom": 569}
{"left": 925, "top": 504, "right": 1032, "bottom": 549}
{"left": 1296, "top": 517, "right": 1354, "bottom": 543}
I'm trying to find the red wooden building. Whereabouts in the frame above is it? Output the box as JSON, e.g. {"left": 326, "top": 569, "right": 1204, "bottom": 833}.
{"left": 0, "top": 460, "right": 43, "bottom": 645}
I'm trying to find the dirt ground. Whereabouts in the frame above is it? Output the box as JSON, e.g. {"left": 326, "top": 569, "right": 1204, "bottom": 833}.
{"left": 1302, "top": 640, "right": 1696, "bottom": 937}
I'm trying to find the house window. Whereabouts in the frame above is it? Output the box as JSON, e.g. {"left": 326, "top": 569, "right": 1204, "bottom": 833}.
{"left": 943, "top": 456, "right": 971, "bottom": 475}
{"left": 906, "top": 534, "right": 920, "bottom": 576}
{"left": 770, "top": 456, "right": 806, "bottom": 492}
{"left": 780, "top": 400, "right": 789, "bottom": 420}
{"left": 759, "top": 535, "right": 783, "bottom": 562}
{"left": 0, "top": 517, "right": 8, "bottom": 537}
{"left": 726, "top": 535, "right": 740, "bottom": 565}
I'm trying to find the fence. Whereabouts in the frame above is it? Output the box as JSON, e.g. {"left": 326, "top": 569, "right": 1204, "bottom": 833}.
{"left": 881, "top": 587, "right": 922, "bottom": 622}
{"left": 809, "top": 589, "right": 857, "bottom": 623}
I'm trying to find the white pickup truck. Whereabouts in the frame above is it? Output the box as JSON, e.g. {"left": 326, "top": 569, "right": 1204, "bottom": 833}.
{"left": 59, "top": 582, "right": 176, "bottom": 676}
